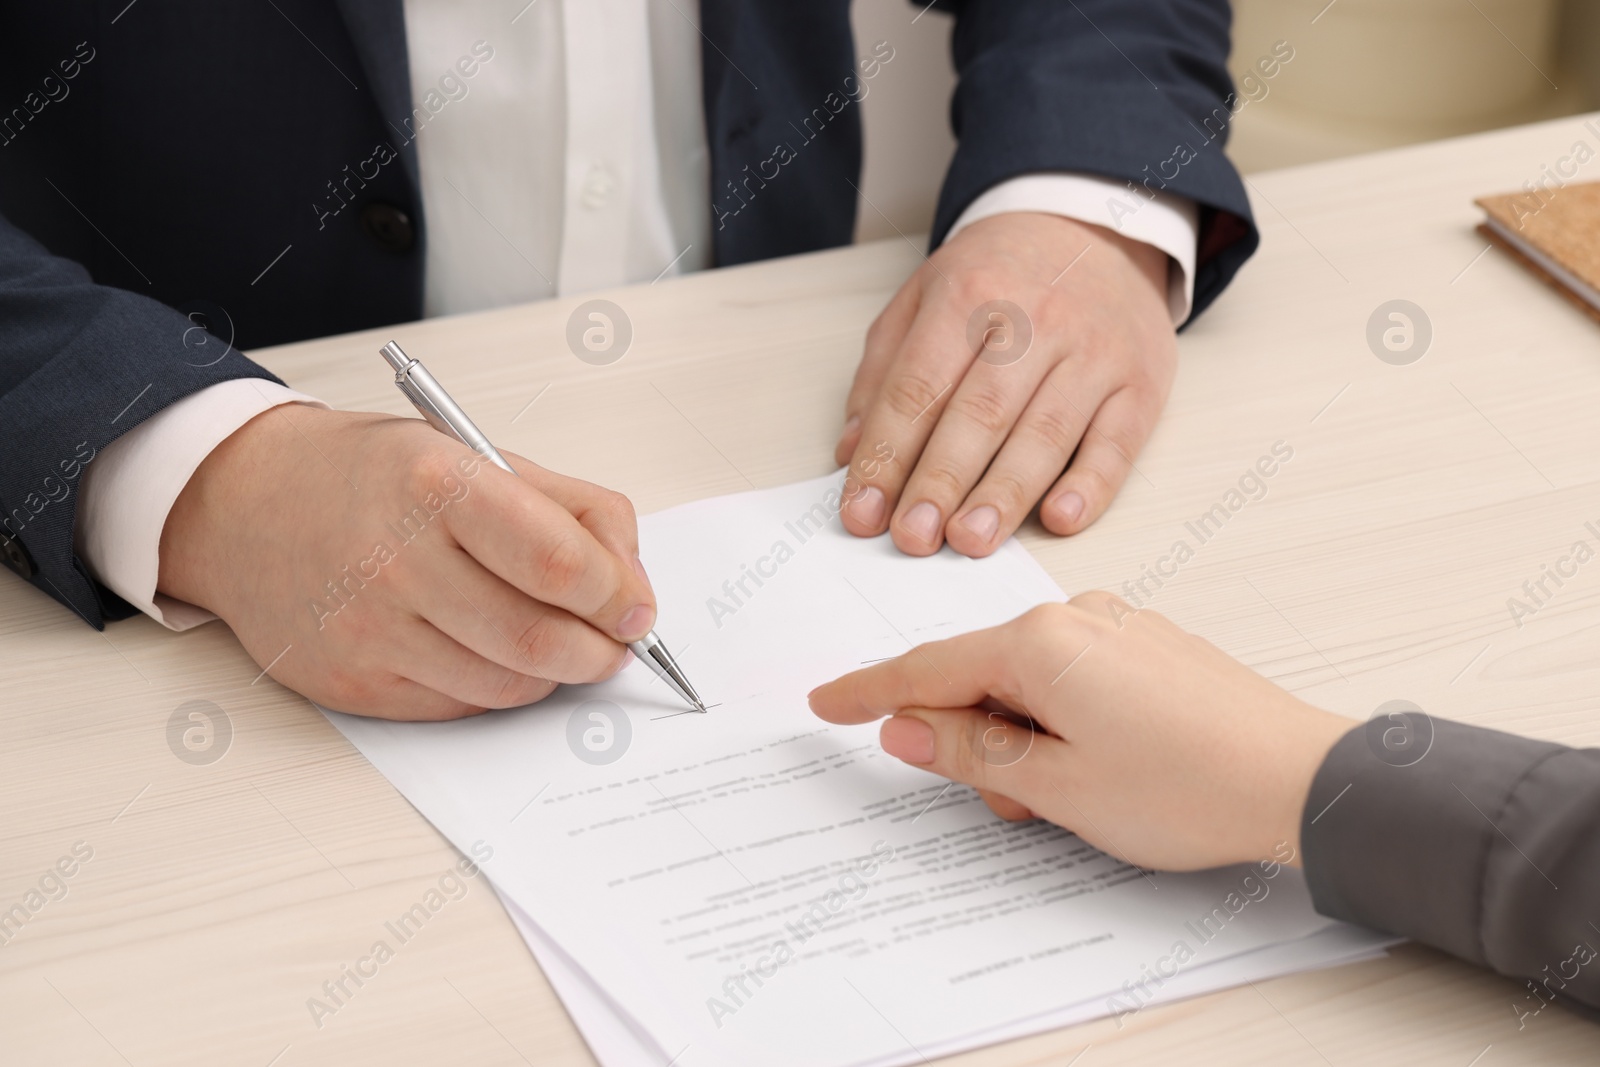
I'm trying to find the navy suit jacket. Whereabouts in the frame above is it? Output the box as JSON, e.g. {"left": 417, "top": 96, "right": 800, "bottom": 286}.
{"left": 0, "top": 0, "right": 1257, "bottom": 626}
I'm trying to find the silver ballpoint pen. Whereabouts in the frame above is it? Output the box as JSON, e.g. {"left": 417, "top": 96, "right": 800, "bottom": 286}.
{"left": 379, "top": 340, "right": 707, "bottom": 713}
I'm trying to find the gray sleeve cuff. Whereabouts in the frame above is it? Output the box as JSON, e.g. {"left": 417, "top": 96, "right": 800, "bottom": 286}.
{"left": 1302, "top": 717, "right": 1600, "bottom": 1014}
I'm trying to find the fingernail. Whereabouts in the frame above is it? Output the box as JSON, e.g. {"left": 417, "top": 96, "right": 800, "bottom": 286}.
{"left": 881, "top": 716, "right": 936, "bottom": 765}
{"left": 618, "top": 604, "right": 655, "bottom": 641}
{"left": 846, "top": 486, "right": 886, "bottom": 529}
{"left": 960, "top": 505, "right": 1000, "bottom": 543}
{"left": 901, "top": 501, "right": 941, "bottom": 544}
{"left": 1050, "top": 491, "right": 1085, "bottom": 528}
{"left": 632, "top": 555, "right": 650, "bottom": 582}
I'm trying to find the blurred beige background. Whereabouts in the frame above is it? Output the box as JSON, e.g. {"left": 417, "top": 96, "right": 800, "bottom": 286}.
{"left": 849, "top": 0, "right": 1600, "bottom": 241}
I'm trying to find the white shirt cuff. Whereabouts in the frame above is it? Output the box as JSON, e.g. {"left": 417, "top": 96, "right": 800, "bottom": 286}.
{"left": 947, "top": 173, "right": 1200, "bottom": 327}
{"left": 76, "top": 380, "right": 328, "bottom": 631}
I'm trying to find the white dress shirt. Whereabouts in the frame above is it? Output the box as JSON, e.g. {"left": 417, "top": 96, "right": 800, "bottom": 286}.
{"left": 77, "top": 0, "right": 1199, "bottom": 629}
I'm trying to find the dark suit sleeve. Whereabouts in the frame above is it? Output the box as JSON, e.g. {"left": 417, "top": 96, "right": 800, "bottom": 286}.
{"left": 0, "top": 214, "right": 280, "bottom": 628}
{"left": 930, "top": 0, "right": 1258, "bottom": 321}
{"left": 1302, "top": 719, "right": 1600, "bottom": 1018}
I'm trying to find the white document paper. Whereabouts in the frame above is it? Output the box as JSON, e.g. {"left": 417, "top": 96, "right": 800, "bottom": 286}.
{"left": 499, "top": 886, "right": 1389, "bottom": 1067}
{"left": 327, "top": 473, "right": 1390, "bottom": 1067}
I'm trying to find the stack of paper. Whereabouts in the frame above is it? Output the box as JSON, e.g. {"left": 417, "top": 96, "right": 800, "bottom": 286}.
{"left": 327, "top": 474, "right": 1391, "bottom": 1066}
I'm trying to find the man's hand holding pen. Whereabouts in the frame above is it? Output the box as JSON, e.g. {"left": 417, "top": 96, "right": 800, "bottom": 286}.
{"left": 157, "top": 405, "right": 657, "bottom": 719}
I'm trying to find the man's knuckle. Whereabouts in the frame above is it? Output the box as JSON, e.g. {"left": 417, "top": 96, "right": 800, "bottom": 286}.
{"left": 979, "top": 470, "right": 1031, "bottom": 514}
{"left": 949, "top": 389, "right": 1011, "bottom": 436}
{"left": 883, "top": 375, "right": 943, "bottom": 423}
{"left": 1124, "top": 366, "right": 1164, "bottom": 396}
{"left": 1103, "top": 417, "right": 1147, "bottom": 457}
{"left": 534, "top": 536, "right": 589, "bottom": 600}
{"left": 1078, "top": 462, "right": 1120, "bottom": 499}
{"left": 1022, "top": 405, "right": 1082, "bottom": 456}
{"left": 492, "top": 669, "right": 545, "bottom": 709}
{"left": 330, "top": 668, "right": 382, "bottom": 713}
{"left": 948, "top": 273, "right": 991, "bottom": 306}
{"left": 407, "top": 448, "right": 459, "bottom": 496}
{"left": 914, "top": 460, "right": 968, "bottom": 502}
{"left": 601, "top": 489, "right": 636, "bottom": 525}
{"left": 516, "top": 613, "right": 571, "bottom": 670}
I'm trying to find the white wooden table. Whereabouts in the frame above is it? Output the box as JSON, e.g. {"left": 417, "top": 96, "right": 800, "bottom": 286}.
{"left": 5, "top": 113, "right": 1600, "bottom": 1065}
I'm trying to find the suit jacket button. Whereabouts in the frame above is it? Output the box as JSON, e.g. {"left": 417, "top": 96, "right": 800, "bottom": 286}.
{"left": 361, "top": 203, "right": 415, "bottom": 253}
{"left": 0, "top": 530, "right": 36, "bottom": 579}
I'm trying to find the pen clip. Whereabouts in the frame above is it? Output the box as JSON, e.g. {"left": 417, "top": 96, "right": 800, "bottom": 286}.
{"left": 381, "top": 340, "right": 517, "bottom": 475}
{"left": 397, "top": 374, "right": 465, "bottom": 444}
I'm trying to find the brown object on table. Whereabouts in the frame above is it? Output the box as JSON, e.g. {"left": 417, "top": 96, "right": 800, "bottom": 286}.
{"left": 1476, "top": 181, "right": 1600, "bottom": 327}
